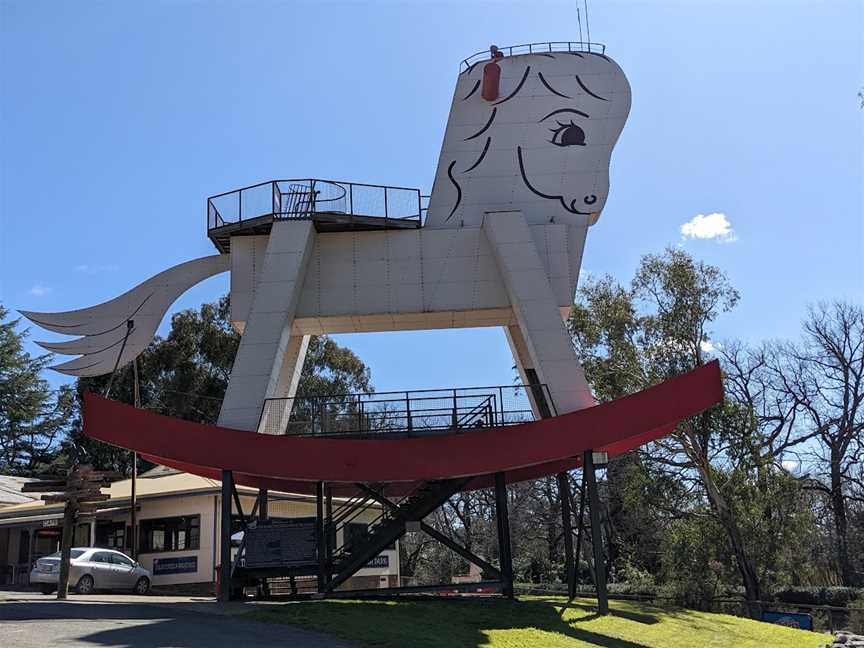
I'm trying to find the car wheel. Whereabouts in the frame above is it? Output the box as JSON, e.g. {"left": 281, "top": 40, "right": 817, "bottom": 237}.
{"left": 75, "top": 574, "right": 94, "bottom": 594}
{"left": 40, "top": 584, "right": 55, "bottom": 595}
{"left": 134, "top": 576, "right": 150, "bottom": 595}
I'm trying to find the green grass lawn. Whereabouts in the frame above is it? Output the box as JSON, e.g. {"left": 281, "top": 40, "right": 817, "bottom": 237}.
{"left": 246, "top": 595, "right": 829, "bottom": 647}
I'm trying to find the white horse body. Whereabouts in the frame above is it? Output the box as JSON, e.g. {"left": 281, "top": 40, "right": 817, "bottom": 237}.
{"left": 22, "top": 46, "right": 632, "bottom": 433}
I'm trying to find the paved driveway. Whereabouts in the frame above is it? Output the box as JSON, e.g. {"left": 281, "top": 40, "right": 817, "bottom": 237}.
{"left": 0, "top": 593, "right": 354, "bottom": 648}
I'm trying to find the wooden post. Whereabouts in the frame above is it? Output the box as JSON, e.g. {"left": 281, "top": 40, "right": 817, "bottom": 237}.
{"left": 56, "top": 498, "right": 79, "bottom": 599}
{"left": 583, "top": 450, "right": 608, "bottom": 615}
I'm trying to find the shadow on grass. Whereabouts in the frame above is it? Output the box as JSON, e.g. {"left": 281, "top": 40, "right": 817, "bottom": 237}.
{"left": 535, "top": 597, "right": 661, "bottom": 625}
{"left": 251, "top": 596, "right": 656, "bottom": 647}
{"left": 0, "top": 600, "right": 347, "bottom": 648}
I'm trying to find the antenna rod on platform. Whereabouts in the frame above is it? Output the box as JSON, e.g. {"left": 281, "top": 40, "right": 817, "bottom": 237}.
{"left": 584, "top": 0, "right": 592, "bottom": 49}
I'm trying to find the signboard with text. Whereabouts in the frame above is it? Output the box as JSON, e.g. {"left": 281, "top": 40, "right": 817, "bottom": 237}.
{"left": 364, "top": 555, "right": 389, "bottom": 569}
{"left": 761, "top": 611, "right": 813, "bottom": 630}
{"left": 153, "top": 556, "right": 198, "bottom": 576}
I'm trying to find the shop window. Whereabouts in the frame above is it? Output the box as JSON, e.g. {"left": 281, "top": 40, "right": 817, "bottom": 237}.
{"left": 140, "top": 515, "right": 200, "bottom": 553}
{"left": 74, "top": 523, "right": 90, "bottom": 547}
{"left": 96, "top": 522, "right": 126, "bottom": 550}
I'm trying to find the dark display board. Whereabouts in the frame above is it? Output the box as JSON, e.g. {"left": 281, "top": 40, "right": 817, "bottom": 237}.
{"left": 153, "top": 555, "right": 198, "bottom": 575}
{"left": 243, "top": 519, "right": 316, "bottom": 568}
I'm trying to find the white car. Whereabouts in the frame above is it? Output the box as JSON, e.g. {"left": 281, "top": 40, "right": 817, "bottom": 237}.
{"left": 30, "top": 547, "right": 151, "bottom": 595}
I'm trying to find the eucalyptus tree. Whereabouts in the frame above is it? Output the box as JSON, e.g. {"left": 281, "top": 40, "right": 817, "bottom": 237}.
{"left": 0, "top": 304, "right": 74, "bottom": 474}
{"left": 775, "top": 301, "right": 864, "bottom": 586}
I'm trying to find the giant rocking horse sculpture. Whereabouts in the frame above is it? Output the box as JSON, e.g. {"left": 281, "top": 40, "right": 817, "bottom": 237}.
{"left": 21, "top": 42, "right": 722, "bottom": 600}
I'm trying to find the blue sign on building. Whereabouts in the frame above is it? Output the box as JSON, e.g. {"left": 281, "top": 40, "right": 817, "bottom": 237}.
{"left": 365, "top": 555, "right": 389, "bottom": 569}
{"left": 152, "top": 556, "right": 198, "bottom": 576}
{"left": 762, "top": 610, "right": 813, "bottom": 630}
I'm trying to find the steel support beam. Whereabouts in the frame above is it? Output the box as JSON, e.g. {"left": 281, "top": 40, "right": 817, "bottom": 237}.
{"left": 420, "top": 522, "right": 501, "bottom": 580}
{"left": 494, "top": 472, "right": 514, "bottom": 599}
{"left": 583, "top": 450, "right": 608, "bottom": 615}
{"left": 325, "top": 484, "right": 333, "bottom": 585}
{"left": 557, "top": 472, "right": 576, "bottom": 600}
{"left": 219, "top": 469, "right": 233, "bottom": 602}
{"left": 573, "top": 467, "right": 587, "bottom": 599}
{"left": 257, "top": 487, "right": 268, "bottom": 521}
{"left": 316, "top": 481, "right": 326, "bottom": 593}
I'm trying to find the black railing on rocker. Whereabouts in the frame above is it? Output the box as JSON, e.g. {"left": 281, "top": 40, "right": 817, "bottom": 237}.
{"left": 207, "top": 179, "right": 423, "bottom": 231}
{"left": 258, "top": 384, "right": 557, "bottom": 438}
{"left": 459, "top": 41, "right": 607, "bottom": 72}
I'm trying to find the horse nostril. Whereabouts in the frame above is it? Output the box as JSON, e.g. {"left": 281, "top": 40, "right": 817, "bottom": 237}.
{"left": 584, "top": 194, "right": 597, "bottom": 205}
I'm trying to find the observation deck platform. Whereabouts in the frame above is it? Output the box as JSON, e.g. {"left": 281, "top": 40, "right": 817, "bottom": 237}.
{"left": 207, "top": 179, "right": 425, "bottom": 253}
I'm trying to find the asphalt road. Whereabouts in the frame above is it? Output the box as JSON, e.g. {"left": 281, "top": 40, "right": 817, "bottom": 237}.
{"left": 0, "top": 595, "right": 354, "bottom": 648}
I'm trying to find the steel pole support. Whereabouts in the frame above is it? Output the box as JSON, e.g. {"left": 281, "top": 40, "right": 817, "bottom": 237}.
{"left": 257, "top": 488, "right": 268, "bottom": 521}
{"left": 316, "top": 481, "right": 326, "bottom": 593}
{"left": 583, "top": 450, "right": 608, "bottom": 615}
{"left": 494, "top": 472, "right": 514, "bottom": 598}
{"left": 219, "top": 470, "right": 233, "bottom": 602}
{"left": 557, "top": 472, "right": 576, "bottom": 600}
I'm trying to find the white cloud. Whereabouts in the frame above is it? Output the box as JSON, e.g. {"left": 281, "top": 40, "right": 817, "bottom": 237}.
{"left": 700, "top": 339, "right": 719, "bottom": 354}
{"left": 680, "top": 212, "right": 737, "bottom": 243}
{"left": 29, "top": 284, "right": 51, "bottom": 297}
{"left": 781, "top": 459, "right": 800, "bottom": 473}
{"left": 75, "top": 263, "right": 119, "bottom": 274}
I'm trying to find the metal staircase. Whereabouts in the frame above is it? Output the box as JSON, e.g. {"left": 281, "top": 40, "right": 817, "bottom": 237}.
{"left": 324, "top": 478, "right": 472, "bottom": 593}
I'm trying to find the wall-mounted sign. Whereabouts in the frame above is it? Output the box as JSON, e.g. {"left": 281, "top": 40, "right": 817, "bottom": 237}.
{"left": 41, "top": 519, "right": 59, "bottom": 528}
{"left": 153, "top": 556, "right": 198, "bottom": 576}
{"left": 364, "top": 555, "right": 389, "bottom": 569}
{"left": 243, "top": 519, "right": 316, "bottom": 569}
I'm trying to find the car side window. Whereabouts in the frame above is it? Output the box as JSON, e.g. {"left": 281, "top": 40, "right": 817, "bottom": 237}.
{"left": 111, "top": 553, "right": 134, "bottom": 567}
{"left": 91, "top": 552, "right": 113, "bottom": 563}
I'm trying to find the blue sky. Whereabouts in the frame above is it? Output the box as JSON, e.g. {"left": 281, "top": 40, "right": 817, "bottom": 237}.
{"left": 2, "top": 0, "right": 862, "bottom": 393}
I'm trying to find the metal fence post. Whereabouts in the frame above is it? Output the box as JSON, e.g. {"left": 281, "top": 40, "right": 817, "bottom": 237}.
{"left": 451, "top": 390, "right": 458, "bottom": 429}
{"left": 405, "top": 392, "right": 412, "bottom": 434}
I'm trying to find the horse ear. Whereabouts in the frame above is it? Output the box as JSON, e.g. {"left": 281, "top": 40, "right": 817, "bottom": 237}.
{"left": 481, "top": 61, "right": 501, "bottom": 101}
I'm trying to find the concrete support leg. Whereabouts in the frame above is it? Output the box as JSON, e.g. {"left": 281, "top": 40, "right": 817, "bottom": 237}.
{"left": 258, "top": 334, "right": 311, "bottom": 434}
{"left": 505, "top": 324, "right": 552, "bottom": 417}
{"left": 218, "top": 220, "right": 316, "bottom": 431}
{"left": 484, "top": 210, "right": 593, "bottom": 415}
{"left": 583, "top": 451, "right": 608, "bottom": 615}
{"left": 494, "top": 472, "right": 514, "bottom": 599}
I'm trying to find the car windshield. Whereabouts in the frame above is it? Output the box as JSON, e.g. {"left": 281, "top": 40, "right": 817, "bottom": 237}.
{"left": 45, "top": 550, "right": 86, "bottom": 559}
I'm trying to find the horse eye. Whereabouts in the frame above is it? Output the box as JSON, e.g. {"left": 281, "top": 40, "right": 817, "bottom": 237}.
{"left": 549, "top": 121, "right": 586, "bottom": 147}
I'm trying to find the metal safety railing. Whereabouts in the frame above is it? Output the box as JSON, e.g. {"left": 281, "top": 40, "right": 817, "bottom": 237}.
{"left": 258, "top": 383, "right": 556, "bottom": 438}
{"left": 207, "top": 178, "right": 423, "bottom": 231}
{"left": 459, "top": 41, "right": 607, "bottom": 72}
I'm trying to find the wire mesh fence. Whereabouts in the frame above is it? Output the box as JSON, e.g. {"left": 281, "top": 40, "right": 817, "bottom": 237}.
{"left": 259, "top": 384, "right": 555, "bottom": 437}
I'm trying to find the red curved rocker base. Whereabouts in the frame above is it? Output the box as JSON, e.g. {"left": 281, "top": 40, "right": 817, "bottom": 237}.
{"left": 83, "top": 361, "right": 723, "bottom": 495}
